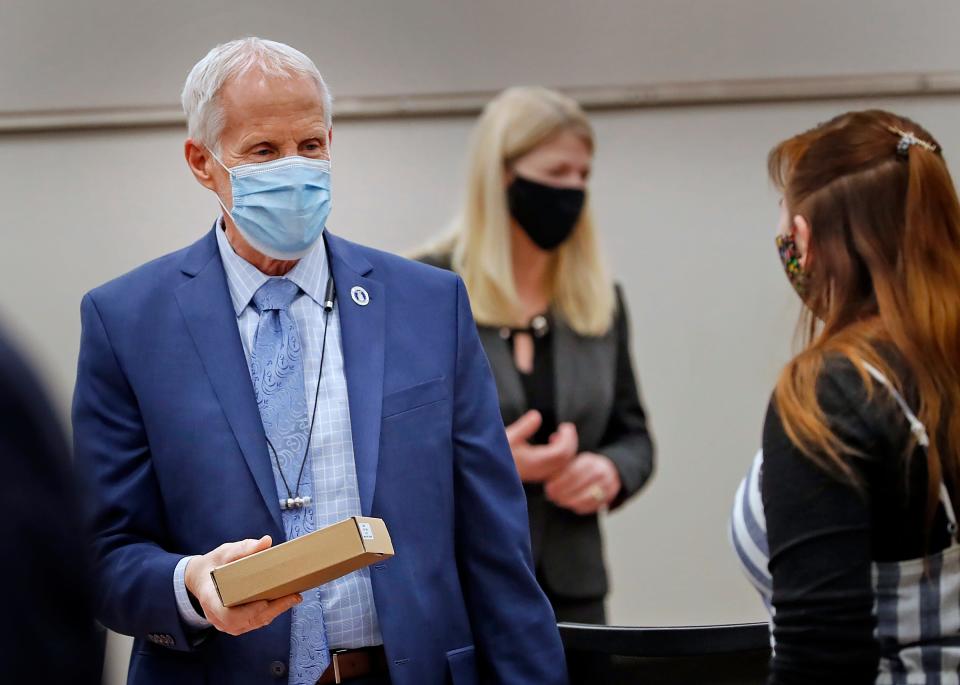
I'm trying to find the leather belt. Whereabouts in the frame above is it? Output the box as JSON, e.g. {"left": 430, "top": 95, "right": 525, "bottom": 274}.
{"left": 317, "top": 646, "right": 389, "bottom": 684}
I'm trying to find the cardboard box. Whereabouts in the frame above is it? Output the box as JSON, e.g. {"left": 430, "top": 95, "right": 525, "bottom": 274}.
{"left": 211, "top": 516, "right": 394, "bottom": 607}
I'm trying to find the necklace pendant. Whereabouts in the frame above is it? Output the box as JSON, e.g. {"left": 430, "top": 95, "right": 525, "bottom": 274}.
{"left": 279, "top": 496, "right": 312, "bottom": 510}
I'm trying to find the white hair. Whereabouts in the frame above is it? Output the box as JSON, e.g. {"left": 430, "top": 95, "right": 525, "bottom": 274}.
{"left": 181, "top": 37, "right": 333, "bottom": 153}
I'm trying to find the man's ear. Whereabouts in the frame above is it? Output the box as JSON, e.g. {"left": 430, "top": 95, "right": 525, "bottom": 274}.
{"left": 328, "top": 126, "right": 333, "bottom": 148}
{"left": 185, "top": 138, "right": 217, "bottom": 192}
{"left": 793, "top": 214, "right": 812, "bottom": 269}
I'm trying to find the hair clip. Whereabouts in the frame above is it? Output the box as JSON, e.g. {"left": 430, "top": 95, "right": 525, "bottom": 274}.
{"left": 887, "top": 125, "right": 938, "bottom": 158}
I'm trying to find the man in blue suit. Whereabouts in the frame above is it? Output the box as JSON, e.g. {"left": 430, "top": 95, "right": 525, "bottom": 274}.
{"left": 73, "top": 37, "right": 566, "bottom": 685}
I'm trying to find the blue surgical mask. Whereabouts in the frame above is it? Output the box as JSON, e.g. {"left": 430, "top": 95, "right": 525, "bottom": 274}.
{"left": 213, "top": 153, "right": 332, "bottom": 260}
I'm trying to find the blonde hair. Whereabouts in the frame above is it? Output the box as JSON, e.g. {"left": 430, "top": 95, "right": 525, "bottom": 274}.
{"left": 422, "top": 86, "right": 615, "bottom": 336}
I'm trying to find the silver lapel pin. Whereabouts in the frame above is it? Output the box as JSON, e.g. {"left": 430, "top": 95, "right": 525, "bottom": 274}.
{"left": 350, "top": 285, "right": 370, "bottom": 306}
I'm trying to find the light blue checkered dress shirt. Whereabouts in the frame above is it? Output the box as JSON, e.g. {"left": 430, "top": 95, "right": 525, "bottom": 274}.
{"left": 173, "top": 223, "right": 382, "bottom": 649}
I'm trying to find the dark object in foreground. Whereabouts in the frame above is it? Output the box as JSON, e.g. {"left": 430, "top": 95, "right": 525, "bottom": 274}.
{"left": 0, "top": 328, "right": 102, "bottom": 683}
{"left": 559, "top": 621, "right": 770, "bottom": 685}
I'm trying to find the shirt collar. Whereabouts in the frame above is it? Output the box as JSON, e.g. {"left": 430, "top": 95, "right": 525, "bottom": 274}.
{"left": 284, "top": 234, "right": 330, "bottom": 309}
{"left": 214, "top": 220, "right": 330, "bottom": 316}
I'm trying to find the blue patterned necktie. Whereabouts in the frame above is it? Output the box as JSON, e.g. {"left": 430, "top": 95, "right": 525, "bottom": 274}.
{"left": 250, "top": 278, "right": 330, "bottom": 684}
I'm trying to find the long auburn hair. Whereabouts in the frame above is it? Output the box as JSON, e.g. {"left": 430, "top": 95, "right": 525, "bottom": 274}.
{"left": 770, "top": 110, "right": 960, "bottom": 525}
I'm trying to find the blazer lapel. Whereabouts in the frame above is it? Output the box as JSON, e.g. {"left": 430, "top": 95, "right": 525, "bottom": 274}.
{"left": 174, "top": 229, "right": 283, "bottom": 534}
{"left": 553, "top": 315, "right": 617, "bottom": 444}
{"left": 325, "top": 232, "right": 385, "bottom": 516}
{"left": 478, "top": 327, "right": 526, "bottom": 423}
{"left": 553, "top": 317, "right": 579, "bottom": 425}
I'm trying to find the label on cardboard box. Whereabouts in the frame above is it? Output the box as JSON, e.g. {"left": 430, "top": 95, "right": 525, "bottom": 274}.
{"left": 210, "top": 516, "right": 394, "bottom": 607}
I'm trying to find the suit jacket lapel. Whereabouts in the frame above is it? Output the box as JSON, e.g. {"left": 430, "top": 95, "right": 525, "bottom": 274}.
{"left": 553, "top": 315, "right": 617, "bottom": 443}
{"left": 478, "top": 327, "right": 526, "bottom": 423}
{"left": 325, "top": 232, "right": 385, "bottom": 516}
{"left": 174, "top": 229, "right": 284, "bottom": 534}
{"left": 553, "top": 317, "right": 579, "bottom": 424}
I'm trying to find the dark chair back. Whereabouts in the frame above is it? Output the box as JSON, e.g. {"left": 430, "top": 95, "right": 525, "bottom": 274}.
{"left": 558, "top": 621, "right": 770, "bottom": 685}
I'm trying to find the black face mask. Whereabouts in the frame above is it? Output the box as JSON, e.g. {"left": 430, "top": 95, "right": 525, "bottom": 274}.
{"left": 507, "top": 175, "right": 586, "bottom": 251}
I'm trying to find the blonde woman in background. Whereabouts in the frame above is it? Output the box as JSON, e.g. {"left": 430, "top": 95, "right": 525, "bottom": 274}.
{"left": 418, "top": 87, "right": 654, "bottom": 635}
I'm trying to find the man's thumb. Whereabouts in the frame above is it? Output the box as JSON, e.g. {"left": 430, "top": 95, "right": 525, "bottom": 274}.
{"left": 222, "top": 535, "right": 272, "bottom": 564}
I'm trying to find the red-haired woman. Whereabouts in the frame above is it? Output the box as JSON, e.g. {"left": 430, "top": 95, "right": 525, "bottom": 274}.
{"left": 731, "top": 110, "right": 960, "bottom": 683}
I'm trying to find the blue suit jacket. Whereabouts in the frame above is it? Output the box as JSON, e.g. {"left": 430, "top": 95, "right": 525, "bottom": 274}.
{"left": 72, "top": 228, "right": 567, "bottom": 685}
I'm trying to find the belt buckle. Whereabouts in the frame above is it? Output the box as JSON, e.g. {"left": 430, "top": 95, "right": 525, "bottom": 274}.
{"left": 331, "top": 650, "right": 347, "bottom": 684}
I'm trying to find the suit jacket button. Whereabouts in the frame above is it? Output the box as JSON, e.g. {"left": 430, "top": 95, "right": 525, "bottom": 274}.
{"left": 270, "top": 661, "right": 287, "bottom": 678}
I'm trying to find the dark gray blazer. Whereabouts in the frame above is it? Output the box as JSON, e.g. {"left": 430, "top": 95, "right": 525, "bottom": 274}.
{"left": 420, "top": 253, "right": 655, "bottom": 599}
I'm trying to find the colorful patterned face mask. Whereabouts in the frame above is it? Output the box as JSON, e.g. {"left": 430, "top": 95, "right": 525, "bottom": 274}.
{"left": 776, "top": 233, "right": 808, "bottom": 297}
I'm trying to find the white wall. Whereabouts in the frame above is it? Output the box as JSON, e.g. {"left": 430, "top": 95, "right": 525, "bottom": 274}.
{"left": 4, "top": 0, "right": 960, "bottom": 111}
{"left": 4, "top": 1, "right": 960, "bottom": 682}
